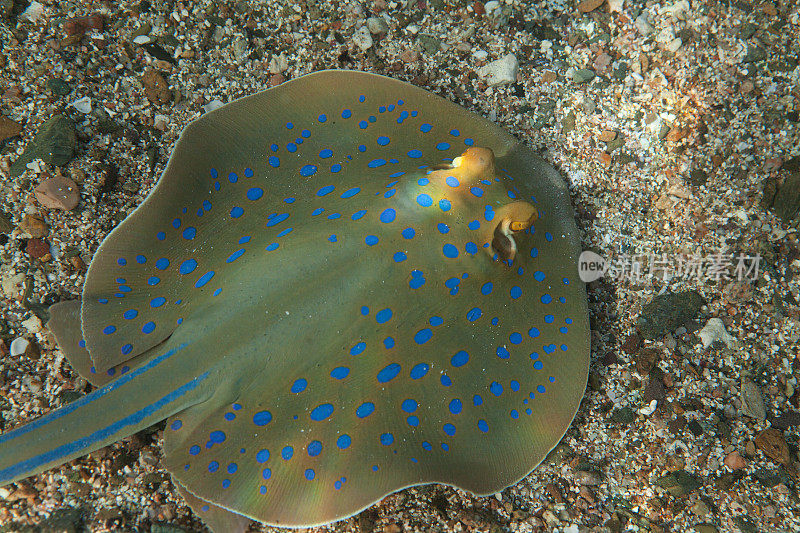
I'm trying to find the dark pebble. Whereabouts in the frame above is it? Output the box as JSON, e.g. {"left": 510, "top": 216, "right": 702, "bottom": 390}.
{"left": 10, "top": 115, "right": 76, "bottom": 176}
{"left": 636, "top": 291, "right": 705, "bottom": 339}
{"left": 654, "top": 470, "right": 701, "bottom": 496}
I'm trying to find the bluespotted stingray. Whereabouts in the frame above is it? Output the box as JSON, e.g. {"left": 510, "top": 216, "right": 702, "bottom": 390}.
{"left": 0, "top": 71, "right": 588, "bottom": 531}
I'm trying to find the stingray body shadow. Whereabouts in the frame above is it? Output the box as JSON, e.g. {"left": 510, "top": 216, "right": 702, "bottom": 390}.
{"left": 0, "top": 71, "right": 589, "bottom": 532}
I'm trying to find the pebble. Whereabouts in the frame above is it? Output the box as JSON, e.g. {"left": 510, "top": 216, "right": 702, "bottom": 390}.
{"left": 598, "top": 130, "right": 617, "bottom": 143}
{"left": 418, "top": 34, "right": 441, "bottom": 54}
{"left": 9, "top": 115, "right": 77, "bottom": 176}
{"left": 142, "top": 68, "right": 172, "bottom": 105}
{"left": 635, "top": 13, "right": 654, "bottom": 36}
{"left": 0, "top": 115, "right": 22, "bottom": 142}
{"left": 69, "top": 96, "right": 92, "bottom": 114}
{"left": 352, "top": 27, "right": 373, "bottom": 51}
{"left": 637, "top": 291, "right": 704, "bottom": 339}
{"left": 366, "top": 16, "right": 389, "bottom": 34}
{"left": 697, "top": 318, "right": 736, "bottom": 348}
{"left": 754, "top": 428, "right": 790, "bottom": 466}
{"left": 724, "top": 450, "right": 748, "bottom": 470}
{"left": 34, "top": 175, "right": 80, "bottom": 211}
{"left": 653, "top": 470, "right": 701, "bottom": 496}
{"left": 572, "top": 69, "right": 596, "bottom": 84}
{"left": 740, "top": 378, "right": 766, "bottom": 421}
{"left": 202, "top": 100, "right": 224, "bottom": 113}
{"left": 10, "top": 337, "right": 30, "bottom": 357}
{"left": 1, "top": 272, "right": 26, "bottom": 300}
{"left": 25, "top": 238, "right": 51, "bottom": 260}
{"left": 46, "top": 78, "right": 71, "bottom": 96}
{"left": 477, "top": 53, "right": 518, "bottom": 86}
{"left": 577, "top": 0, "right": 604, "bottom": 13}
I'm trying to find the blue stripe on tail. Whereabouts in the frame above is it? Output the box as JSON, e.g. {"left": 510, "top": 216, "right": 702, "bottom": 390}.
{"left": 0, "top": 343, "right": 188, "bottom": 445}
{"left": 0, "top": 370, "right": 209, "bottom": 482}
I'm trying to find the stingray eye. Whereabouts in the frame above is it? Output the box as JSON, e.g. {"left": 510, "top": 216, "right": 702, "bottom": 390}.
{"left": 489, "top": 202, "right": 538, "bottom": 263}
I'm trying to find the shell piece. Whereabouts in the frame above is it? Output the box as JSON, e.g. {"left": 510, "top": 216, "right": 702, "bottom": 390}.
{"left": 2, "top": 71, "right": 588, "bottom": 531}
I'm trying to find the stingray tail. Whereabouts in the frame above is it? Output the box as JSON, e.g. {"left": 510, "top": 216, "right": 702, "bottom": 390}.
{"left": 0, "top": 342, "right": 208, "bottom": 486}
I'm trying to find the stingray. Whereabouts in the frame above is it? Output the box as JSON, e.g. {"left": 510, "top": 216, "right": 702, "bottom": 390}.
{"left": 0, "top": 71, "right": 588, "bottom": 531}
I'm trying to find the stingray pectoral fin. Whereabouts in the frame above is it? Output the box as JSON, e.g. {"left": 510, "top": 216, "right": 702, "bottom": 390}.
{"left": 0, "top": 340, "right": 209, "bottom": 487}
{"left": 486, "top": 201, "right": 539, "bottom": 263}
{"left": 47, "top": 300, "right": 104, "bottom": 387}
{"left": 172, "top": 475, "right": 253, "bottom": 533}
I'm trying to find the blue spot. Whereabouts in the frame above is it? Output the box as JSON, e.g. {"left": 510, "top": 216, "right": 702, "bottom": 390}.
{"left": 380, "top": 433, "right": 394, "bottom": 446}
{"left": 490, "top": 382, "right": 503, "bottom": 396}
{"left": 189, "top": 445, "right": 200, "bottom": 455}
{"left": 383, "top": 336, "right": 395, "bottom": 349}
{"left": 416, "top": 193, "right": 432, "bottom": 207}
{"left": 291, "top": 378, "right": 307, "bottom": 393}
{"left": 172, "top": 218, "right": 181, "bottom": 229}
{"left": 407, "top": 416, "right": 420, "bottom": 427}
{"left": 356, "top": 402, "right": 375, "bottom": 418}
{"left": 465, "top": 242, "right": 478, "bottom": 254}
{"left": 408, "top": 149, "right": 422, "bottom": 158}
{"left": 439, "top": 198, "right": 452, "bottom": 211}
{"left": 228, "top": 172, "right": 238, "bottom": 183}
{"left": 442, "top": 244, "right": 458, "bottom": 258}
{"left": 465, "top": 138, "right": 474, "bottom": 145}
{"left": 365, "top": 235, "right": 379, "bottom": 246}
{"left": 286, "top": 122, "right": 294, "bottom": 129}
{"left": 359, "top": 120, "right": 368, "bottom": 129}
{"left": 121, "top": 344, "right": 133, "bottom": 355}
{"left": 545, "top": 314, "right": 555, "bottom": 323}
{"left": 150, "top": 297, "right": 166, "bottom": 308}
{"left": 318, "top": 114, "right": 327, "bottom": 123}
{"left": 481, "top": 282, "right": 493, "bottom": 295}
{"left": 468, "top": 220, "right": 480, "bottom": 230}
{"left": 269, "top": 156, "right": 280, "bottom": 168}
{"left": 337, "top": 434, "right": 352, "bottom": 449}
{"left": 466, "top": 308, "right": 482, "bottom": 322}
{"left": 265, "top": 243, "right": 279, "bottom": 251}
{"left": 341, "top": 187, "right": 360, "bottom": 198}
{"left": 449, "top": 349, "right": 472, "bottom": 369}
{"left": 155, "top": 258, "right": 169, "bottom": 270}
{"left": 195, "top": 271, "right": 215, "bottom": 288}
{"left": 418, "top": 177, "right": 430, "bottom": 186}
{"left": 123, "top": 309, "right": 138, "bottom": 320}
{"left": 227, "top": 463, "right": 238, "bottom": 474}
{"left": 529, "top": 327, "right": 540, "bottom": 338}
{"left": 253, "top": 411, "right": 272, "bottom": 426}
{"left": 537, "top": 385, "right": 546, "bottom": 393}
{"left": 510, "top": 380, "right": 521, "bottom": 392}
{"left": 156, "top": 232, "right": 166, "bottom": 240}
{"left": 301, "top": 165, "right": 318, "bottom": 177}
{"left": 473, "top": 394, "right": 484, "bottom": 406}
{"left": 510, "top": 332, "right": 523, "bottom": 344}
{"left": 179, "top": 259, "right": 197, "bottom": 274}
{"left": 342, "top": 109, "right": 352, "bottom": 118}
{"left": 478, "top": 420, "right": 489, "bottom": 432}
{"left": 210, "top": 430, "right": 226, "bottom": 443}
{"left": 534, "top": 271, "right": 546, "bottom": 282}
{"left": 358, "top": 144, "right": 366, "bottom": 152}
{"left": 262, "top": 469, "right": 272, "bottom": 480}
{"left": 541, "top": 294, "right": 552, "bottom": 304}
{"left": 230, "top": 206, "right": 244, "bottom": 218}
{"left": 226, "top": 249, "right": 245, "bottom": 263}
{"left": 305, "top": 469, "right": 315, "bottom": 480}
{"left": 256, "top": 449, "right": 270, "bottom": 463}
{"left": 135, "top": 255, "right": 146, "bottom": 264}
{"left": 310, "top": 404, "right": 334, "bottom": 421}
{"left": 320, "top": 149, "right": 335, "bottom": 158}
{"left": 497, "top": 346, "right": 510, "bottom": 359}
{"left": 445, "top": 176, "right": 460, "bottom": 187}
{"left": 247, "top": 187, "right": 263, "bottom": 200}
{"left": 377, "top": 136, "right": 390, "bottom": 146}
{"left": 301, "top": 129, "right": 311, "bottom": 138}
{"left": 361, "top": 306, "right": 369, "bottom": 315}
{"left": 410, "top": 363, "right": 429, "bottom": 379}
{"left": 441, "top": 374, "right": 453, "bottom": 386}
{"left": 377, "top": 363, "right": 401, "bottom": 383}
{"left": 429, "top": 316, "right": 443, "bottom": 326}
{"left": 393, "top": 251, "right": 406, "bottom": 262}
{"left": 437, "top": 223, "right": 450, "bottom": 234}
{"left": 436, "top": 142, "right": 450, "bottom": 150}
{"left": 331, "top": 164, "right": 342, "bottom": 173}
{"left": 142, "top": 322, "right": 156, "bottom": 334}
{"left": 380, "top": 208, "right": 396, "bottom": 223}
{"left": 443, "top": 423, "right": 456, "bottom": 436}
{"left": 402, "top": 227, "right": 415, "bottom": 239}
{"left": 421, "top": 124, "right": 432, "bottom": 132}
{"left": 449, "top": 399, "right": 462, "bottom": 414}
{"left": 376, "top": 308, "right": 392, "bottom": 323}
{"left": 331, "top": 366, "right": 349, "bottom": 379}
{"left": 511, "top": 286, "right": 522, "bottom": 299}
{"left": 368, "top": 158, "right": 387, "bottom": 168}
{"left": 208, "top": 461, "right": 219, "bottom": 473}
{"left": 266, "top": 213, "right": 289, "bottom": 227}
{"left": 470, "top": 187, "right": 484, "bottom": 197}
{"left": 281, "top": 446, "right": 293, "bottom": 460}
{"left": 409, "top": 273, "right": 426, "bottom": 289}
{"left": 117, "top": 258, "right": 127, "bottom": 266}
{"left": 401, "top": 399, "right": 418, "bottom": 413}
{"left": 350, "top": 342, "right": 366, "bottom": 356}
{"left": 414, "top": 329, "right": 432, "bottom": 344}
